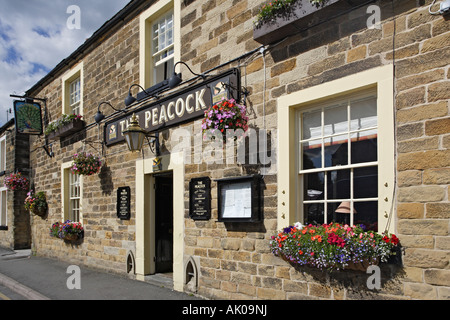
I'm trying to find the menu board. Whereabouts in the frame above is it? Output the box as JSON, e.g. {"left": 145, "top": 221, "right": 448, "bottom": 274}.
{"left": 220, "top": 181, "right": 252, "bottom": 219}
{"left": 217, "top": 175, "right": 261, "bottom": 222}
{"left": 189, "top": 177, "right": 211, "bottom": 220}
{"left": 117, "top": 187, "right": 131, "bottom": 220}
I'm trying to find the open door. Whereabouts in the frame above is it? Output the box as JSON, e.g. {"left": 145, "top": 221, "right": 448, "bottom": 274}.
{"left": 154, "top": 173, "right": 173, "bottom": 273}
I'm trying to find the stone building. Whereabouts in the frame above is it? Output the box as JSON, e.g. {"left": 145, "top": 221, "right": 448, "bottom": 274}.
{"left": 0, "top": 119, "right": 31, "bottom": 250}
{"left": 23, "top": 0, "right": 449, "bottom": 299}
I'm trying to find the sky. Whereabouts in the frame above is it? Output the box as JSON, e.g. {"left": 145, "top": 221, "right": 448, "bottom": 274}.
{"left": 0, "top": 0, "right": 131, "bottom": 127}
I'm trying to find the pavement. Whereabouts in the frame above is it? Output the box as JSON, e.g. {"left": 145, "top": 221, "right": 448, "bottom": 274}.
{"left": 0, "top": 246, "right": 202, "bottom": 301}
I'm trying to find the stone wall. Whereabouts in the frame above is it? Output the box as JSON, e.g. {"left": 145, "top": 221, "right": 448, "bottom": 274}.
{"left": 180, "top": 0, "right": 450, "bottom": 299}
{"left": 27, "top": 10, "right": 142, "bottom": 272}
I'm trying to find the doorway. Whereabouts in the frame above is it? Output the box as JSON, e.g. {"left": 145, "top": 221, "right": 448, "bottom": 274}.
{"left": 154, "top": 172, "right": 173, "bottom": 273}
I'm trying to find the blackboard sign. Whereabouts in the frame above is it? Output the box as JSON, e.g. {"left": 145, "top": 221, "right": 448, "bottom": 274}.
{"left": 189, "top": 177, "right": 211, "bottom": 220}
{"left": 117, "top": 187, "right": 131, "bottom": 220}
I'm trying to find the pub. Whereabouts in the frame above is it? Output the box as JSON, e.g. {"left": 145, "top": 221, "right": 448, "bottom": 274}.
{"left": 1, "top": 0, "right": 449, "bottom": 300}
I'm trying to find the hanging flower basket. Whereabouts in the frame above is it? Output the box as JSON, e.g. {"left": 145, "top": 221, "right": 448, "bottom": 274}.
{"left": 45, "top": 114, "right": 85, "bottom": 140}
{"left": 271, "top": 222, "right": 399, "bottom": 272}
{"left": 49, "top": 220, "right": 84, "bottom": 242}
{"left": 4, "top": 172, "right": 30, "bottom": 191}
{"left": 201, "top": 98, "right": 249, "bottom": 141}
{"left": 71, "top": 152, "right": 102, "bottom": 176}
{"left": 24, "top": 191, "right": 48, "bottom": 217}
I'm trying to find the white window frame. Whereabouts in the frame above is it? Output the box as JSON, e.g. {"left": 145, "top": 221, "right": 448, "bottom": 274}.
{"left": 151, "top": 9, "right": 174, "bottom": 85}
{"left": 0, "top": 135, "right": 6, "bottom": 173}
{"left": 62, "top": 62, "right": 83, "bottom": 116}
{"left": 69, "top": 172, "right": 81, "bottom": 222}
{"left": 61, "top": 162, "right": 83, "bottom": 223}
{"left": 140, "top": 0, "right": 180, "bottom": 89}
{"left": 0, "top": 187, "right": 7, "bottom": 228}
{"left": 277, "top": 65, "right": 395, "bottom": 234}
{"left": 297, "top": 90, "right": 379, "bottom": 227}
{"left": 69, "top": 77, "right": 81, "bottom": 115}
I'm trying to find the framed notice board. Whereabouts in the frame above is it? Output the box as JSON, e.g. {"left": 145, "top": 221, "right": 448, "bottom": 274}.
{"left": 189, "top": 177, "right": 211, "bottom": 220}
{"left": 117, "top": 187, "right": 131, "bottom": 220}
{"left": 217, "top": 175, "right": 262, "bottom": 223}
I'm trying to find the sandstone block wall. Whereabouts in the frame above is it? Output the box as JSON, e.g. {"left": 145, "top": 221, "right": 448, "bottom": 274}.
{"left": 180, "top": 0, "right": 449, "bottom": 300}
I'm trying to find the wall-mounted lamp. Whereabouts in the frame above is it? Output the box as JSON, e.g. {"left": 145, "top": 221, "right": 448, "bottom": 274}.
{"left": 42, "top": 144, "right": 54, "bottom": 158}
{"left": 122, "top": 113, "right": 160, "bottom": 156}
{"left": 124, "top": 84, "right": 151, "bottom": 107}
{"left": 169, "top": 61, "right": 206, "bottom": 89}
{"left": 94, "top": 102, "right": 126, "bottom": 123}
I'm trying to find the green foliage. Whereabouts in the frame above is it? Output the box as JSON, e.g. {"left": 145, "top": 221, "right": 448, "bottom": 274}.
{"left": 44, "top": 114, "right": 83, "bottom": 135}
{"left": 254, "top": 0, "right": 327, "bottom": 27}
{"left": 24, "top": 191, "right": 47, "bottom": 213}
{"left": 271, "top": 222, "right": 399, "bottom": 271}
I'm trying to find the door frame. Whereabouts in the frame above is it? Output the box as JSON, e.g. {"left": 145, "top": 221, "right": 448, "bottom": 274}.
{"left": 135, "top": 153, "right": 184, "bottom": 292}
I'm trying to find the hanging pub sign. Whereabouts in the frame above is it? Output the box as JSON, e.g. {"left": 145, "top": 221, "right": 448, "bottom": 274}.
{"left": 104, "top": 68, "right": 241, "bottom": 146}
{"left": 117, "top": 186, "right": 131, "bottom": 220}
{"left": 13, "top": 100, "right": 43, "bottom": 135}
{"left": 189, "top": 177, "right": 211, "bottom": 220}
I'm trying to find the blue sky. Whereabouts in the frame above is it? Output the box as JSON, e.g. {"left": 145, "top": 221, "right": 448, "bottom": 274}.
{"left": 0, "top": 0, "right": 130, "bottom": 126}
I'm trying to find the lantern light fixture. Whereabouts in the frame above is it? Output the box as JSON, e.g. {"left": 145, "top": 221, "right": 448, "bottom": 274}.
{"left": 122, "top": 113, "right": 160, "bottom": 155}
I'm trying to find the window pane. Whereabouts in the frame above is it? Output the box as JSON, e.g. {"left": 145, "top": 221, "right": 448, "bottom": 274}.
{"left": 324, "top": 104, "right": 347, "bottom": 136}
{"left": 167, "top": 29, "right": 173, "bottom": 46}
{"left": 153, "top": 57, "right": 174, "bottom": 84}
{"left": 324, "top": 135, "right": 348, "bottom": 167}
{"left": 327, "top": 169, "right": 350, "bottom": 200}
{"left": 302, "top": 110, "right": 321, "bottom": 140}
{"left": 304, "top": 203, "right": 324, "bottom": 225}
{"left": 350, "top": 96, "right": 377, "bottom": 131}
{"left": 152, "top": 10, "right": 174, "bottom": 55}
{"left": 302, "top": 142, "right": 321, "bottom": 170}
{"left": 354, "top": 167, "right": 378, "bottom": 199}
{"left": 70, "top": 78, "right": 80, "bottom": 105}
{"left": 304, "top": 172, "right": 324, "bottom": 200}
{"left": 351, "top": 134, "right": 377, "bottom": 164}
{"left": 354, "top": 201, "right": 378, "bottom": 232}
{"left": 327, "top": 202, "right": 353, "bottom": 226}
{"left": 159, "top": 33, "right": 166, "bottom": 51}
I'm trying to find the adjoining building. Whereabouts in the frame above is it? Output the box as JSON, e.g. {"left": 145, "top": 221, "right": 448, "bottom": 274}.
{"left": 13, "top": 0, "right": 450, "bottom": 299}
{"left": 0, "top": 119, "right": 31, "bottom": 250}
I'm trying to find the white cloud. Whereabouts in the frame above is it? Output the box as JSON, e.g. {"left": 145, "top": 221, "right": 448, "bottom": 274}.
{"left": 0, "top": 0, "right": 130, "bottom": 126}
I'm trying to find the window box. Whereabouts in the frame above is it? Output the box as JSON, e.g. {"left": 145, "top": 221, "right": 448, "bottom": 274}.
{"left": 253, "top": 0, "right": 371, "bottom": 45}
{"left": 47, "top": 118, "right": 85, "bottom": 141}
